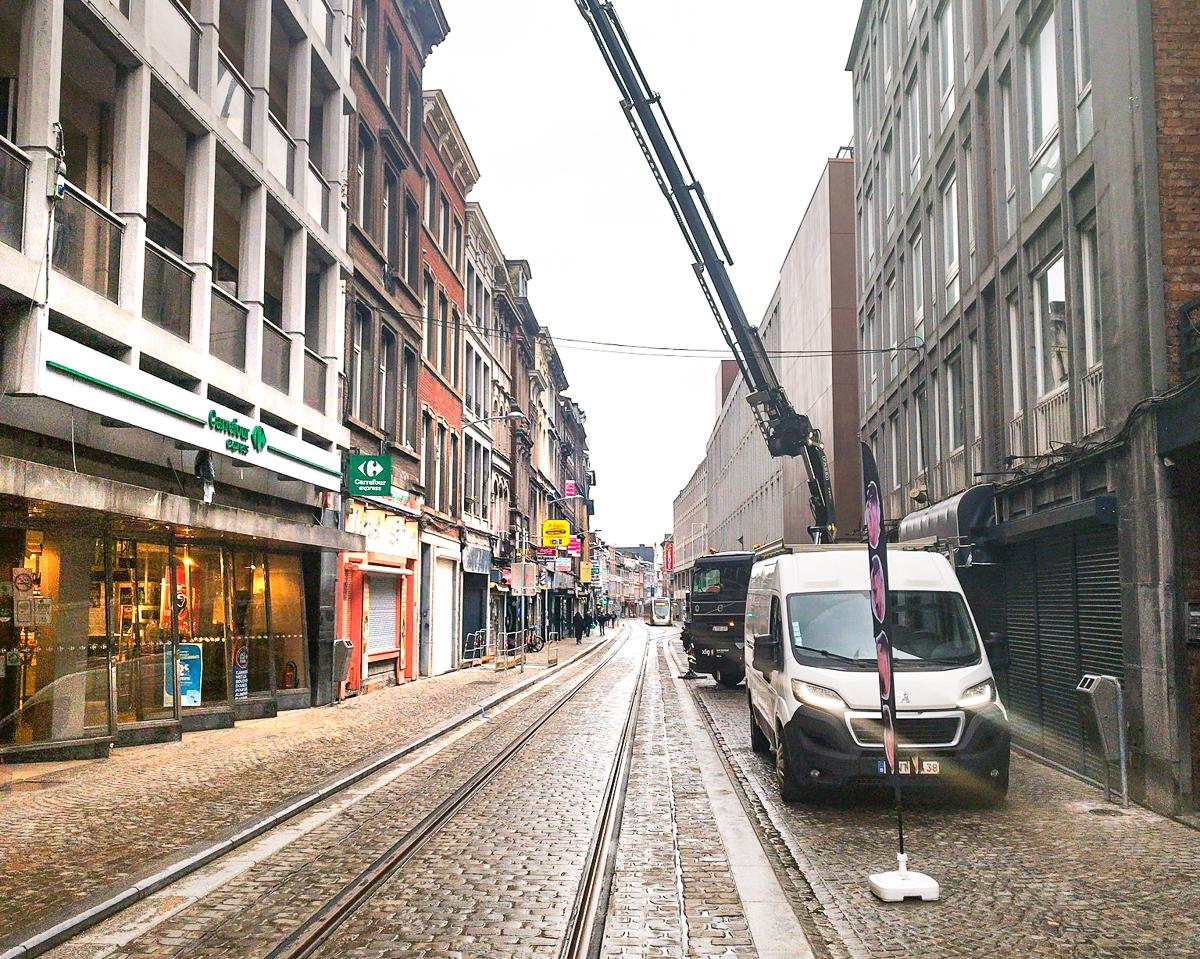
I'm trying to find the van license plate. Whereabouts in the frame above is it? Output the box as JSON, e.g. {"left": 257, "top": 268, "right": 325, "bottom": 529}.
{"left": 711, "top": 625, "right": 729, "bottom": 632}
{"left": 879, "top": 759, "right": 941, "bottom": 775}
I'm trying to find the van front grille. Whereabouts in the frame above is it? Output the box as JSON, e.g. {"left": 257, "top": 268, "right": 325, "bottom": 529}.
{"left": 847, "top": 713, "right": 963, "bottom": 748}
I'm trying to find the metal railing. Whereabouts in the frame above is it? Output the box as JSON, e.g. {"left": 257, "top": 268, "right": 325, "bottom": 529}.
{"left": 462, "top": 628, "right": 496, "bottom": 666}
{"left": 1034, "top": 385, "right": 1071, "bottom": 455}
{"left": 157, "top": 0, "right": 200, "bottom": 90}
{"left": 495, "top": 629, "right": 528, "bottom": 672}
{"left": 306, "top": 162, "right": 329, "bottom": 230}
{"left": 215, "top": 52, "right": 252, "bottom": 145}
{"left": 1007, "top": 412, "right": 1026, "bottom": 461}
{"left": 262, "top": 318, "right": 291, "bottom": 394}
{"left": 1081, "top": 364, "right": 1104, "bottom": 436}
{"left": 210, "top": 285, "right": 248, "bottom": 370}
{"left": 143, "top": 240, "right": 193, "bottom": 339}
{"left": 266, "top": 112, "right": 296, "bottom": 193}
{"left": 943, "top": 446, "right": 967, "bottom": 496}
{"left": 0, "top": 136, "right": 28, "bottom": 251}
{"left": 52, "top": 184, "right": 122, "bottom": 302}
{"left": 303, "top": 348, "right": 326, "bottom": 411}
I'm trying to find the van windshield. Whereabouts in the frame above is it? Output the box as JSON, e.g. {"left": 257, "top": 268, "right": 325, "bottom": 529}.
{"left": 786, "top": 590, "right": 980, "bottom": 670}
{"left": 692, "top": 565, "right": 750, "bottom": 596}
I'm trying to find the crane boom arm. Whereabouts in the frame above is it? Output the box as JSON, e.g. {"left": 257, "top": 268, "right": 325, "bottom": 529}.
{"left": 572, "top": 0, "right": 838, "bottom": 543}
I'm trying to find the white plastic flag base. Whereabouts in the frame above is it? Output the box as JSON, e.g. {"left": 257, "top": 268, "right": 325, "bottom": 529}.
{"left": 869, "top": 853, "right": 940, "bottom": 902}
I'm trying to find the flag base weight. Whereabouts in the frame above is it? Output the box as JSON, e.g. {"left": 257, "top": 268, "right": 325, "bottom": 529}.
{"left": 869, "top": 853, "right": 940, "bottom": 902}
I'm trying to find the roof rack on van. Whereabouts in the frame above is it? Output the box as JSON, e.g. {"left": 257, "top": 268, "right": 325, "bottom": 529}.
{"left": 754, "top": 540, "right": 940, "bottom": 561}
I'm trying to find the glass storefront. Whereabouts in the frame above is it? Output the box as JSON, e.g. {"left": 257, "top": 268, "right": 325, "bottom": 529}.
{"left": 0, "top": 521, "right": 314, "bottom": 754}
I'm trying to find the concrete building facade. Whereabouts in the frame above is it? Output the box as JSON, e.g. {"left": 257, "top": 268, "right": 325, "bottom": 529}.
{"left": 848, "top": 0, "right": 1200, "bottom": 812}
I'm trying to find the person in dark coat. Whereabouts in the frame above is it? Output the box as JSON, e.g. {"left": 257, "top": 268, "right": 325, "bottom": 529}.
{"left": 572, "top": 610, "right": 585, "bottom": 644}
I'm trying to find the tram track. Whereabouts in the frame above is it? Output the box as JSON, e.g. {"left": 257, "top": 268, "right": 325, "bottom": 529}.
{"left": 263, "top": 629, "right": 647, "bottom": 959}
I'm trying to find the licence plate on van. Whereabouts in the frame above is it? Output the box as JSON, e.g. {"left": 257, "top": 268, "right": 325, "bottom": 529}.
{"left": 878, "top": 758, "right": 941, "bottom": 776}
{"left": 711, "top": 625, "right": 729, "bottom": 632}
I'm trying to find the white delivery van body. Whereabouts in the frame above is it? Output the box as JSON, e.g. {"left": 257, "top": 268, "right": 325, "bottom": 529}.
{"left": 745, "top": 545, "right": 1010, "bottom": 801}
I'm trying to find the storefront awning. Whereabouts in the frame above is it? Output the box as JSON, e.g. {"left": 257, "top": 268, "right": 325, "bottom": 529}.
{"left": 0, "top": 454, "right": 364, "bottom": 553}
{"left": 897, "top": 484, "right": 996, "bottom": 546}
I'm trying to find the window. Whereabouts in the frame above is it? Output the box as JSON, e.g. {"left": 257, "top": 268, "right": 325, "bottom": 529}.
{"left": 882, "top": 138, "right": 894, "bottom": 230}
{"left": 1034, "top": 255, "right": 1068, "bottom": 397}
{"left": 356, "top": 127, "right": 375, "bottom": 229}
{"left": 359, "top": 0, "right": 379, "bottom": 74}
{"left": 438, "top": 292, "right": 449, "bottom": 373}
{"left": 382, "top": 168, "right": 398, "bottom": 267}
{"left": 1082, "top": 228, "right": 1102, "bottom": 369}
{"left": 452, "top": 216, "right": 463, "bottom": 272}
{"left": 402, "top": 347, "right": 418, "bottom": 447}
{"left": 452, "top": 308, "right": 462, "bottom": 386}
{"left": 881, "top": 3, "right": 893, "bottom": 84}
{"left": 481, "top": 448, "right": 491, "bottom": 521}
{"left": 942, "top": 176, "right": 959, "bottom": 308}
{"left": 435, "top": 423, "right": 445, "bottom": 510}
{"left": 423, "top": 412, "right": 435, "bottom": 493}
{"left": 465, "top": 437, "right": 476, "bottom": 514}
{"left": 407, "top": 70, "right": 422, "bottom": 146}
{"left": 404, "top": 194, "right": 420, "bottom": 286}
{"left": 423, "top": 166, "right": 435, "bottom": 227}
{"left": 351, "top": 305, "right": 367, "bottom": 421}
{"left": 423, "top": 273, "right": 435, "bottom": 361}
{"left": 960, "top": 0, "right": 971, "bottom": 66}
{"left": 886, "top": 274, "right": 898, "bottom": 380}
{"left": 915, "top": 387, "right": 927, "bottom": 472}
{"left": 466, "top": 265, "right": 475, "bottom": 317}
{"left": 1000, "top": 75, "right": 1016, "bottom": 237}
{"left": 448, "top": 432, "right": 459, "bottom": 515}
{"left": 1073, "top": 0, "right": 1093, "bottom": 147}
{"left": 906, "top": 78, "right": 921, "bottom": 185}
{"left": 1007, "top": 294, "right": 1024, "bottom": 416}
{"left": 931, "top": 369, "right": 942, "bottom": 461}
{"left": 385, "top": 33, "right": 402, "bottom": 109}
{"left": 1027, "top": 11, "right": 1061, "bottom": 202}
{"left": 465, "top": 344, "right": 475, "bottom": 410}
{"left": 911, "top": 233, "right": 925, "bottom": 340}
{"left": 379, "top": 325, "right": 397, "bottom": 434}
{"left": 889, "top": 414, "right": 900, "bottom": 490}
{"left": 439, "top": 193, "right": 450, "bottom": 251}
{"left": 936, "top": 2, "right": 955, "bottom": 128}
{"left": 864, "top": 186, "right": 876, "bottom": 270}
{"left": 963, "top": 141, "right": 975, "bottom": 279}
{"left": 867, "top": 308, "right": 878, "bottom": 401}
{"left": 970, "top": 332, "right": 982, "bottom": 443}
{"left": 947, "top": 353, "right": 963, "bottom": 450}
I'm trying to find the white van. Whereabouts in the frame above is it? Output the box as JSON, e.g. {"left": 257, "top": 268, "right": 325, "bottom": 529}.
{"left": 745, "top": 545, "right": 1010, "bottom": 802}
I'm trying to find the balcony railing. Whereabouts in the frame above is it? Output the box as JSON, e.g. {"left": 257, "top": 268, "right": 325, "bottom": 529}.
{"left": 262, "top": 319, "right": 291, "bottom": 394}
{"left": 311, "top": 0, "right": 334, "bottom": 51}
{"left": 0, "top": 136, "right": 28, "bottom": 252}
{"left": 306, "top": 162, "right": 329, "bottom": 231}
{"left": 1007, "top": 413, "right": 1026, "bottom": 462}
{"left": 210, "top": 285, "right": 248, "bottom": 370}
{"left": 1081, "top": 364, "right": 1104, "bottom": 436}
{"left": 157, "top": 0, "right": 200, "bottom": 91}
{"left": 265, "top": 113, "right": 296, "bottom": 193}
{"left": 52, "top": 184, "right": 122, "bottom": 302}
{"left": 304, "top": 348, "right": 326, "bottom": 411}
{"left": 943, "top": 446, "right": 967, "bottom": 496}
{"left": 1034, "top": 386, "right": 1071, "bottom": 455}
{"left": 215, "top": 53, "right": 252, "bottom": 145}
{"left": 143, "top": 240, "right": 193, "bottom": 339}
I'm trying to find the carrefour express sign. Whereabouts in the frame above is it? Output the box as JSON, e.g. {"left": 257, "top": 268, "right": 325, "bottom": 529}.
{"left": 208, "top": 410, "right": 267, "bottom": 457}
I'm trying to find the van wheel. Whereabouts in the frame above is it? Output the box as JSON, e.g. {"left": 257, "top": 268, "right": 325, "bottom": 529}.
{"left": 775, "top": 726, "right": 806, "bottom": 802}
{"left": 717, "top": 668, "right": 745, "bottom": 689}
{"left": 749, "top": 698, "right": 770, "bottom": 754}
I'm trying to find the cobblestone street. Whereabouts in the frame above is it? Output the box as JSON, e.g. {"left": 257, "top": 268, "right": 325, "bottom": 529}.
{"left": 674, "top": 635, "right": 1200, "bottom": 959}
{"left": 0, "top": 633, "right": 608, "bottom": 946}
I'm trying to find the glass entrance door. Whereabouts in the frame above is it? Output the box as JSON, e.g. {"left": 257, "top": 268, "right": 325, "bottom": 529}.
{"left": 113, "top": 540, "right": 175, "bottom": 725}
{"left": 177, "top": 545, "right": 230, "bottom": 709}
{"left": 229, "top": 550, "right": 272, "bottom": 701}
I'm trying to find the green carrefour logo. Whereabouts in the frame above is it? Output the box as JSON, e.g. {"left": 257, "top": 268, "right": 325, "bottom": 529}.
{"left": 208, "top": 409, "right": 267, "bottom": 457}
{"left": 251, "top": 425, "right": 267, "bottom": 453}
{"left": 348, "top": 454, "right": 391, "bottom": 495}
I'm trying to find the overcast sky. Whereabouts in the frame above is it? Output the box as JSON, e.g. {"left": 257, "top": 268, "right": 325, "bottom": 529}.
{"left": 424, "top": 0, "right": 860, "bottom": 547}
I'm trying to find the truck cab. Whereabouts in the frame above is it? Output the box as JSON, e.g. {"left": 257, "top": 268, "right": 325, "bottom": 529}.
{"left": 682, "top": 551, "right": 754, "bottom": 687}
{"left": 745, "top": 545, "right": 1010, "bottom": 802}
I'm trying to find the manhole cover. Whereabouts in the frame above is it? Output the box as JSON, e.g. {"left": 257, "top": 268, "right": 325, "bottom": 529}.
{"left": 1086, "top": 807, "right": 1124, "bottom": 817}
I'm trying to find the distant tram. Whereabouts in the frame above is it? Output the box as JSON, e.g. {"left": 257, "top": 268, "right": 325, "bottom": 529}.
{"left": 647, "top": 598, "right": 673, "bottom": 626}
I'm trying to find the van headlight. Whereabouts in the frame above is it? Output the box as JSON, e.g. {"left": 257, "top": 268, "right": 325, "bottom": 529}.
{"left": 791, "top": 680, "right": 848, "bottom": 712}
{"left": 957, "top": 680, "right": 995, "bottom": 709}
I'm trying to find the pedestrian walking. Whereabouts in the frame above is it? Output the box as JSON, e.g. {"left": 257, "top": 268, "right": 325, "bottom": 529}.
{"left": 598, "top": 612, "right": 606, "bottom": 635}
{"left": 573, "top": 610, "right": 585, "bottom": 644}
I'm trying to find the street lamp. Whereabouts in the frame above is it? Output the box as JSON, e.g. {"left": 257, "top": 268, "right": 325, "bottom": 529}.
{"left": 463, "top": 410, "right": 527, "bottom": 430}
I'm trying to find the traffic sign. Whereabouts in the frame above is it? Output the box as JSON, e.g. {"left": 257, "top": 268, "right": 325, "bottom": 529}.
{"left": 542, "top": 519, "right": 571, "bottom": 547}
{"left": 348, "top": 454, "right": 391, "bottom": 495}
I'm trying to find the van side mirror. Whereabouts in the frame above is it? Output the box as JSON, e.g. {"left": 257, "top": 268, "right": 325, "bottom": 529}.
{"left": 983, "top": 631, "right": 1010, "bottom": 669}
{"left": 752, "top": 633, "right": 781, "bottom": 674}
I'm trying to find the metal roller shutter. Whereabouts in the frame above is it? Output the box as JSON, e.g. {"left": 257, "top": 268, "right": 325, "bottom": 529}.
{"left": 1005, "top": 543, "right": 1042, "bottom": 753}
{"left": 366, "top": 575, "right": 399, "bottom": 654}
{"left": 1036, "top": 538, "right": 1084, "bottom": 773}
{"left": 1075, "top": 528, "right": 1123, "bottom": 781}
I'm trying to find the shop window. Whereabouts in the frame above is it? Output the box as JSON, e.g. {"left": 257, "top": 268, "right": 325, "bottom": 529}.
{"left": 230, "top": 551, "right": 271, "bottom": 700}
{"left": 0, "top": 530, "right": 110, "bottom": 747}
{"left": 268, "top": 554, "right": 308, "bottom": 691}
{"left": 113, "top": 540, "right": 174, "bottom": 724}
{"left": 177, "top": 545, "right": 230, "bottom": 708}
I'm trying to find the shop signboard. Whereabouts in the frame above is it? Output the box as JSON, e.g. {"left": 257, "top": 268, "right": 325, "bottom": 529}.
{"left": 564, "top": 479, "right": 577, "bottom": 497}
{"left": 536, "top": 547, "right": 556, "bottom": 558}
{"left": 567, "top": 536, "right": 582, "bottom": 557}
{"left": 463, "top": 545, "right": 493, "bottom": 575}
{"left": 165, "top": 643, "right": 204, "bottom": 707}
{"left": 0, "top": 582, "right": 11, "bottom": 624}
{"left": 512, "top": 562, "right": 539, "bottom": 597}
{"left": 33, "top": 596, "right": 52, "bottom": 626}
{"left": 233, "top": 644, "right": 250, "bottom": 700}
{"left": 542, "top": 519, "right": 571, "bottom": 547}
{"left": 554, "top": 557, "right": 572, "bottom": 572}
{"left": 348, "top": 454, "right": 391, "bottom": 495}
{"left": 664, "top": 541, "right": 675, "bottom": 573}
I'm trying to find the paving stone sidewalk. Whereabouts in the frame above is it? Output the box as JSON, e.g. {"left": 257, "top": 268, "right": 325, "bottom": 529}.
{"left": 0, "top": 631, "right": 611, "bottom": 944}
